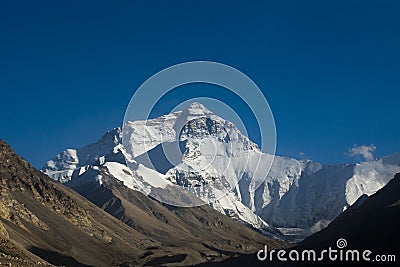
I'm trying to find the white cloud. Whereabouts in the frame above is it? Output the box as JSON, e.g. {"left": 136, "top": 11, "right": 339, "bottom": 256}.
{"left": 349, "top": 144, "right": 376, "bottom": 161}
{"left": 299, "top": 151, "right": 306, "bottom": 159}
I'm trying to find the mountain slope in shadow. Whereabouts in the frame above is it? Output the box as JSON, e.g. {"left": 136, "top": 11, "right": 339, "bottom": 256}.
{"left": 0, "top": 139, "right": 287, "bottom": 266}
{"left": 0, "top": 139, "right": 214, "bottom": 266}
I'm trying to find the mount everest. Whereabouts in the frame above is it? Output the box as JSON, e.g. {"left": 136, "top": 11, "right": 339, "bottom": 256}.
{"left": 43, "top": 102, "right": 400, "bottom": 240}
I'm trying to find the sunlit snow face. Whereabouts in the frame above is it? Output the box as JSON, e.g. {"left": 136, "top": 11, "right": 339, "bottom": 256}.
{"left": 122, "top": 104, "right": 258, "bottom": 207}
{"left": 122, "top": 61, "right": 276, "bottom": 207}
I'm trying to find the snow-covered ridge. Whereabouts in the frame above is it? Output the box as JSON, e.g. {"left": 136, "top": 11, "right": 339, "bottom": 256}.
{"left": 43, "top": 102, "right": 400, "bottom": 240}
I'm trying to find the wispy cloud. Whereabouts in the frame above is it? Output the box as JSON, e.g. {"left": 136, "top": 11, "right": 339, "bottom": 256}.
{"left": 349, "top": 144, "right": 376, "bottom": 161}
{"left": 307, "top": 219, "right": 331, "bottom": 235}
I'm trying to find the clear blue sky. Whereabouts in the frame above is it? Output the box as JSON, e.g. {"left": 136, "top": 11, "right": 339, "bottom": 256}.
{"left": 1, "top": 0, "right": 399, "bottom": 168}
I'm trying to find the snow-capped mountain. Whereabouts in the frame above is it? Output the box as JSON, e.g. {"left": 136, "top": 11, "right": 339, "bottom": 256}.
{"left": 43, "top": 102, "right": 400, "bottom": 240}
{"left": 43, "top": 103, "right": 273, "bottom": 233}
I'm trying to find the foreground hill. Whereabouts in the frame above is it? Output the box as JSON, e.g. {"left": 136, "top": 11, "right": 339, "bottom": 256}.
{"left": 0, "top": 139, "right": 285, "bottom": 266}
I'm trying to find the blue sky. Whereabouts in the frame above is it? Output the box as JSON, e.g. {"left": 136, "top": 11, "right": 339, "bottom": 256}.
{"left": 1, "top": 0, "right": 399, "bottom": 168}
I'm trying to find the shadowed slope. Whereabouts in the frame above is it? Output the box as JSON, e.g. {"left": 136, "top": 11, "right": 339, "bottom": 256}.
{"left": 0, "top": 139, "right": 192, "bottom": 266}
{"left": 71, "top": 169, "right": 288, "bottom": 264}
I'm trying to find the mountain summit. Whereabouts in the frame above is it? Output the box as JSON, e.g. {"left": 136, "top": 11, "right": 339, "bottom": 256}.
{"left": 184, "top": 102, "right": 215, "bottom": 116}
